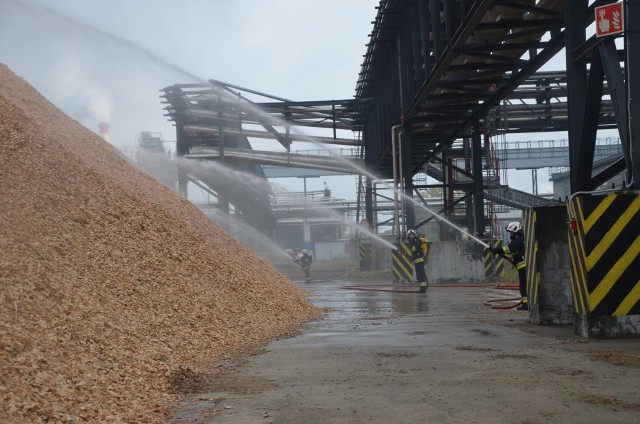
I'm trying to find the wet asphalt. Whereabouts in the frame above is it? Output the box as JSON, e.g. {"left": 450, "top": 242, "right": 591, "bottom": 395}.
{"left": 171, "top": 279, "right": 640, "bottom": 424}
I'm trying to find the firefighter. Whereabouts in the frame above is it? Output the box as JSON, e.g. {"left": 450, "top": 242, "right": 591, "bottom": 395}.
{"left": 295, "top": 249, "right": 313, "bottom": 283}
{"left": 493, "top": 221, "right": 528, "bottom": 310}
{"left": 407, "top": 229, "right": 429, "bottom": 293}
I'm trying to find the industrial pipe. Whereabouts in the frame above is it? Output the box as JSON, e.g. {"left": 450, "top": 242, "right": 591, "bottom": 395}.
{"left": 391, "top": 125, "right": 402, "bottom": 239}
{"left": 398, "top": 128, "right": 405, "bottom": 235}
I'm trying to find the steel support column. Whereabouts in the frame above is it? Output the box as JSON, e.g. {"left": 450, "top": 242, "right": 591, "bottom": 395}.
{"left": 627, "top": 0, "right": 640, "bottom": 188}
{"left": 365, "top": 177, "right": 374, "bottom": 228}
{"left": 416, "top": 0, "right": 431, "bottom": 83}
{"left": 429, "top": 0, "right": 443, "bottom": 60}
{"left": 217, "top": 93, "right": 229, "bottom": 214}
{"left": 403, "top": 130, "right": 416, "bottom": 229}
{"left": 565, "top": 0, "right": 589, "bottom": 193}
{"left": 441, "top": 152, "right": 454, "bottom": 241}
{"left": 472, "top": 130, "right": 485, "bottom": 236}
{"left": 599, "top": 39, "right": 630, "bottom": 174}
{"left": 565, "top": 0, "right": 637, "bottom": 192}
{"left": 175, "top": 114, "right": 189, "bottom": 198}
{"left": 176, "top": 115, "right": 189, "bottom": 156}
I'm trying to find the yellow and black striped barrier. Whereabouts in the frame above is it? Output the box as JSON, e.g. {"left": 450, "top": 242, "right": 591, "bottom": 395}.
{"left": 359, "top": 240, "right": 372, "bottom": 270}
{"left": 568, "top": 193, "right": 640, "bottom": 337}
{"left": 392, "top": 242, "right": 414, "bottom": 283}
{"left": 521, "top": 206, "right": 574, "bottom": 325}
{"left": 523, "top": 209, "right": 540, "bottom": 309}
{"left": 483, "top": 240, "right": 505, "bottom": 280}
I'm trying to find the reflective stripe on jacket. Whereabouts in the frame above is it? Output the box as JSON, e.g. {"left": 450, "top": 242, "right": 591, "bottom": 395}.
{"left": 503, "top": 232, "right": 526, "bottom": 270}
{"left": 409, "top": 237, "right": 425, "bottom": 263}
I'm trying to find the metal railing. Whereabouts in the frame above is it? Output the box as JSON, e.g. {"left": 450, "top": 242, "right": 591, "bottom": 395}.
{"left": 485, "top": 186, "right": 556, "bottom": 210}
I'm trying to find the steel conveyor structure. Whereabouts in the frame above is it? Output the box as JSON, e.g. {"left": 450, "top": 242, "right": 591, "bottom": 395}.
{"left": 355, "top": 0, "right": 567, "bottom": 176}
{"left": 159, "top": 71, "right": 618, "bottom": 217}
{"left": 156, "top": 1, "right": 640, "bottom": 338}
{"left": 159, "top": 1, "right": 638, "bottom": 240}
{"left": 160, "top": 80, "right": 364, "bottom": 234}
{"left": 353, "top": 0, "right": 639, "bottom": 237}
{"left": 186, "top": 146, "right": 363, "bottom": 175}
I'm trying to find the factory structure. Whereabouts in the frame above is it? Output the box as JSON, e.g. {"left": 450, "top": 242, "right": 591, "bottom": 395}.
{"left": 125, "top": 1, "right": 638, "bottom": 338}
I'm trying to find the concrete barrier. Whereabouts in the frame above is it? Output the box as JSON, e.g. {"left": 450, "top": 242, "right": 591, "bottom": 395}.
{"left": 568, "top": 193, "right": 640, "bottom": 338}
{"left": 523, "top": 205, "right": 574, "bottom": 325}
{"left": 425, "top": 241, "right": 486, "bottom": 283}
{"left": 368, "top": 238, "right": 487, "bottom": 282}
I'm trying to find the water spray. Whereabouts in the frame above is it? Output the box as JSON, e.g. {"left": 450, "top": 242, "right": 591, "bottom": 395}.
{"left": 195, "top": 86, "right": 491, "bottom": 250}
{"left": 49, "top": 10, "right": 491, "bottom": 254}
{"left": 289, "top": 123, "right": 491, "bottom": 249}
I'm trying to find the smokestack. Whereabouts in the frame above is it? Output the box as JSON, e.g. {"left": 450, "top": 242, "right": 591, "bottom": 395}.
{"left": 98, "top": 122, "right": 110, "bottom": 143}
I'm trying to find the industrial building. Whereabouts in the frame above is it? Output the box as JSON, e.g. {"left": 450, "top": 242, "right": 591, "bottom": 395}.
{"left": 132, "top": 1, "right": 639, "bottom": 338}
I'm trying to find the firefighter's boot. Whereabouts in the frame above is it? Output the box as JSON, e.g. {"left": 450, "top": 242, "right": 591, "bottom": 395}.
{"left": 418, "top": 282, "right": 428, "bottom": 294}
{"left": 516, "top": 299, "right": 528, "bottom": 310}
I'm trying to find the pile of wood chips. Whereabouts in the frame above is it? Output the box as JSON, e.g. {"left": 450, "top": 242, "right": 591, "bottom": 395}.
{"left": 0, "top": 64, "right": 320, "bottom": 423}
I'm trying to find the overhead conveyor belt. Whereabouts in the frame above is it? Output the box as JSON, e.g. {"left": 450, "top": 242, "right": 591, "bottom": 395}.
{"left": 355, "top": 0, "right": 566, "bottom": 176}
{"left": 185, "top": 147, "right": 366, "bottom": 176}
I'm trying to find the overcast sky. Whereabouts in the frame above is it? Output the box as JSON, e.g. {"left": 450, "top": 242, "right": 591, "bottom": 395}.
{"left": 0, "top": 0, "right": 377, "bottom": 136}
{"left": 0, "top": 0, "right": 382, "bottom": 199}
{"left": 0, "top": 0, "right": 580, "bottom": 199}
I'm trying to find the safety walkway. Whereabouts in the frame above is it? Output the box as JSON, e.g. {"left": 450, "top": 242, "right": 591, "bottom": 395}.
{"left": 184, "top": 139, "right": 622, "bottom": 209}
{"left": 485, "top": 185, "right": 555, "bottom": 209}
{"left": 496, "top": 138, "right": 623, "bottom": 170}
{"left": 421, "top": 162, "right": 554, "bottom": 209}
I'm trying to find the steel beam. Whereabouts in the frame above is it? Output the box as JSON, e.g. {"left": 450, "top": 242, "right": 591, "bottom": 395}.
{"left": 472, "top": 130, "right": 484, "bottom": 236}
{"left": 565, "top": 0, "right": 589, "bottom": 193}
{"left": 627, "top": 0, "right": 640, "bottom": 188}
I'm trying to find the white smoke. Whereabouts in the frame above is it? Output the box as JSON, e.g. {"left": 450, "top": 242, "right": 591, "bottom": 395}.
{"left": 87, "top": 90, "right": 112, "bottom": 124}
{"left": 0, "top": 0, "right": 195, "bottom": 150}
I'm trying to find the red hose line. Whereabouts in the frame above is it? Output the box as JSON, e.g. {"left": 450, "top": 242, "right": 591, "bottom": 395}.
{"left": 483, "top": 297, "right": 522, "bottom": 309}
{"left": 339, "top": 283, "right": 523, "bottom": 309}
{"left": 339, "top": 282, "right": 516, "bottom": 294}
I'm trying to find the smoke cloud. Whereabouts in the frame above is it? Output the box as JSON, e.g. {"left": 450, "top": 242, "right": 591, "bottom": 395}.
{"left": 0, "top": 0, "right": 200, "bottom": 151}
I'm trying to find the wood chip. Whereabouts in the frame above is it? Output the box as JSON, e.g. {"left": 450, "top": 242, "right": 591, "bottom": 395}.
{"left": 0, "top": 64, "right": 320, "bottom": 423}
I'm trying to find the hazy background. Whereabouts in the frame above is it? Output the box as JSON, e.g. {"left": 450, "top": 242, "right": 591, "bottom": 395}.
{"left": 0, "top": 0, "right": 383, "bottom": 199}
{"left": 0, "top": 0, "right": 589, "bottom": 198}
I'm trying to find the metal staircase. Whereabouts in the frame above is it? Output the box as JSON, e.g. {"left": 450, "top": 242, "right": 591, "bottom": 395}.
{"left": 421, "top": 155, "right": 553, "bottom": 210}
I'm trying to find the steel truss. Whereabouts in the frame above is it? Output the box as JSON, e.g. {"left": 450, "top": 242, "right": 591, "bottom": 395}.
{"left": 355, "top": 0, "right": 638, "bottom": 237}
{"left": 565, "top": 0, "right": 640, "bottom": 192}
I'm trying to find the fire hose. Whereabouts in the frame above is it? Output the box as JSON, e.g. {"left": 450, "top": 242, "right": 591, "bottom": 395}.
{"left": 344, "top": 247, "right": 523, "bottom": 308}
{"left": 486, "top": 245, "right": 524, "bottom": 309}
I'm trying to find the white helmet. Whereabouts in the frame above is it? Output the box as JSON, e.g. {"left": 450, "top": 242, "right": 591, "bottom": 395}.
{"left": 407, "top": 229, "right": 416, "bottom": 238}
{"left": 505, "top": 221, "right": 522, "bottom": 233}
{"left": 302, "top": 249, "right": 308, "bottom": 254}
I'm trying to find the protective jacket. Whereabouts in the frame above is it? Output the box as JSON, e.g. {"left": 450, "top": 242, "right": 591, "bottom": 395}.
{"left": 409, "top": 236, "right": 425, "bottom": 264}
{"left": 295, "top": 252, "right": 313, "bottom": 283}
{"left": 296, "top": 253, "right": 312, "bottom": 269}
{"left": 496, "top": 231, "right": 526, "bottom": 270}
{"left": 408, "top": 234, "right": 429, "bottom": 292}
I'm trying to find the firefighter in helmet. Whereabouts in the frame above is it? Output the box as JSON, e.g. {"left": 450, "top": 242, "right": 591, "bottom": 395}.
{"left": 407, "top": 229, "right": 429, "bottom": 293}
{"left": 493, "top": 221, "right": 528, "bottom": 310}
{"left": 295, "top": 249, "right": 313, "bottom": 283}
